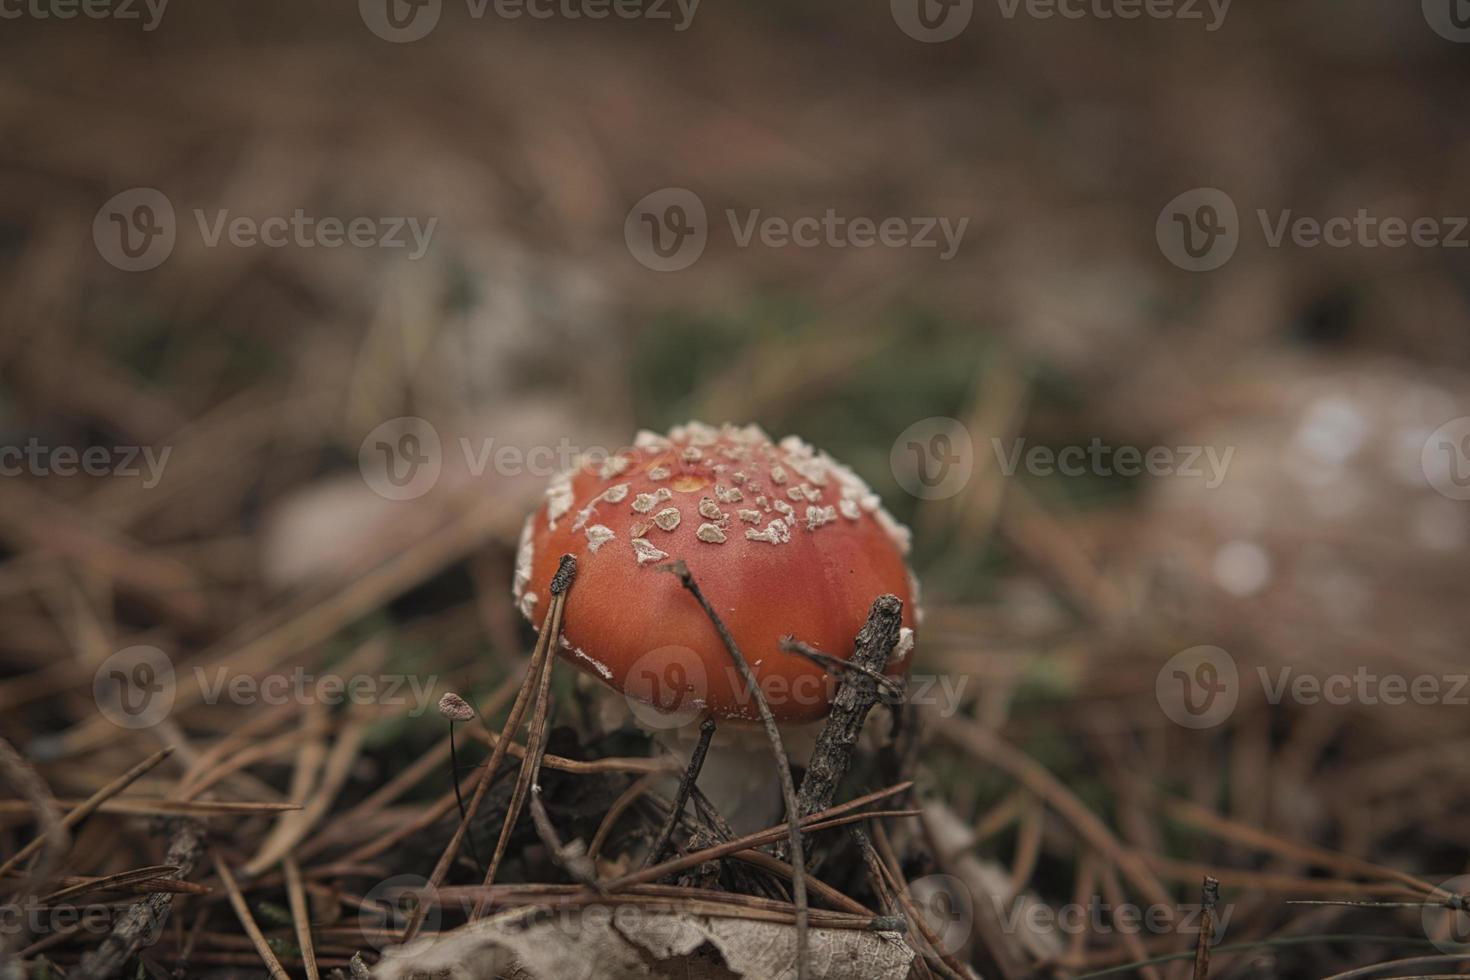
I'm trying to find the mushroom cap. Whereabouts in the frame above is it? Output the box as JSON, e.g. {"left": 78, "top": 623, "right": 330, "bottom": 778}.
{"left": 514, "top": 422, "right": 919, "bottom": 724}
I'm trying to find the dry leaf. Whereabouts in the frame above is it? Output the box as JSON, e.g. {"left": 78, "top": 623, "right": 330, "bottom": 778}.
{"left": 372, "top": 907, "right": 913, "bottom": 980}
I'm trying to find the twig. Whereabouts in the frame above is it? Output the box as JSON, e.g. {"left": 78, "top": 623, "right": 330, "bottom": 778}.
{"left": 1067, "top": 936, "right": 1466, "bottom": 979}
{"left": 853, "top": 828, "right": 898, "bottom": 917}
{"left": 246, "top": 714, "right": 367, "bottom": 876}
{"left": 39, "top": 865, "right": 188, "bottom": 904}
{"left": 1147, "top": 857, "right": 1415, "bottom": 898}
{"left": 0, "top": 735, "right": 67, "bottom": 965}
{"left": 1317, "top": 956, "right": 1470, "bottom": 980}
{"left": 1161, "top": 795, "right": 1443, "bottom": 899}
{"left": 1098, "top": 861, "right": 1159, "bottom": 980}
{"left": 729, "top": 848, "right": 874, "bottom": 916}
{"left": 212, "top": 854, "right": 290, "bottom": 980}
{"left": 471, "top": 554, "right": 578, "bottom": 919}
{"left": 74, "top": 818, "right": 204, "bottom": 980}
{"left": 607, "top": 813, "right": 925, "bottom": 910}
{"left": 2, "top": 746, "right": 172, "bottom": 886}
{"left": 1006, "top": 794, "right": 1043, "bottom": 899}
{"left": 466, "top": 725, "right": 670, "bottom": 774}
{"left": 918, "top": 801, "right": 1029, "bottom": 980}
{"left": 780, "top": 636, "right": 904, "bottom": 700}
{"left": 851, "top": 829, "right": 932, "bottom": 980}
{"left": 642, "top": 715, "right": 716, "bottom": 869}
{"left": 518, "top": 678, "right": 598, "bottom": 887}
{"left": 0, "top": 735, "right": 68, "bottom": 902}
{"left": 426, "top": 883, "right": 877, "bottom": 929}
{"left": 603, "top": 782, "right": 914, "bottom": 891}
{"left": 284, "top": 857, "right": 320, "bottom": 980}
{"left": 1193, "top": 875, "right": 1218, "bottom": 980}
{"left": 529, "top": 784, "right": 599, "bottom": 887}
{"left": 936, "top": 714, "right": 1172, "bottom": 908}
{"left": 174, "top": 638, "right": 388, "bottom": 802}
{"left": 60, "top": 492, "right": 515, "bottom": 756}
{"left": 870, "top": 819, "right": 971, "bottom": 980}
{"left": 659, "top": 558, "right": 811, "bottom": 980}
{"left": 690, "top": 785, "right": 737, "bottom": 843}
{"left": 475, "top": 637, "right": 555, "bottom": 904}
{"left": 589, "top": 771, "right": 663, "bottom": 860}
{"left": 404, "top": 553, "right": 575, "bottom": 940}
{"left": 1063, "top": 854, "right": 1100, "bottom": 965}
{"left": 791, "top": 594, "right": 903, "bottom": 836}
{"left": 0, "top": 798, "right": 301, "bottom": 818}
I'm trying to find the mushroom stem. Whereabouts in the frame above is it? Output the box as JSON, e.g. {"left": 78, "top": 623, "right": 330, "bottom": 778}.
{"left": 659, "top": 559, "right": 811, "bottom": 980}
{"left": 438, "top": 691, "right": 483, "bottom": 872}
{"left": 643, "top": 715, "right": 717, "bottom": 869}
{"left": 445, "top": 721, "right": 483, "bottom": 872}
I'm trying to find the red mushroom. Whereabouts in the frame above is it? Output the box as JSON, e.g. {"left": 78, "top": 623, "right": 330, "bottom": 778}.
{"left": 514, "top": 421, "right": 919, "bottom": 828}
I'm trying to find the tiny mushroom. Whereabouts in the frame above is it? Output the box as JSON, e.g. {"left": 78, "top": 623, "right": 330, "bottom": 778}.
{"left": 514, "top": 421, "right": 919, "bottom": 727}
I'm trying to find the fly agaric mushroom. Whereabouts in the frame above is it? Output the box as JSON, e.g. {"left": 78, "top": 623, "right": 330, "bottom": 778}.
{"left": 513, "top": 421, "right": 919, "bottom": 829}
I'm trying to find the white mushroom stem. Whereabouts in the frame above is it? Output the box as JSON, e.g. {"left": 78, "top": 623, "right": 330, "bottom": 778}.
{"left": 652, "top": 717, "right": 825, "bottom": 836}
{"left": 586, "top": 679, "right": 821, "bottom": 835}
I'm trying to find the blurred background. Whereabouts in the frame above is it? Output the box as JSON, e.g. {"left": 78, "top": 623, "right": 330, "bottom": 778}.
{"left": 4, "top": 1, "right": 1470, "bottom": 976}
